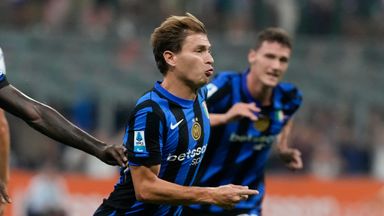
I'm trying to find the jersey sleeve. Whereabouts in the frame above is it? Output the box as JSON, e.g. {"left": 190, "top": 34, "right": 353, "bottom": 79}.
{"left": 205, "top": 72, "right": 235, "bottom": 113}
{"left": 280, "top": 83, "right": 303, "bottom": 116}
{"left": 124, "top": 106, "right": 163, "bottom": 167}
{"left": 0, "top": 47, "right": 9, "bottom": 89}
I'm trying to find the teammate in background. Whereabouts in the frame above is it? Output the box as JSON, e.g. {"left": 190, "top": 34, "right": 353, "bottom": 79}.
{"left": 0, "top": 47, "right": 127, "bottom": 213}
{"left": 0, "top": 110, "right": 10, "bottom": 216}
{"left": 94, "top": 13, "right": 258, "bottom": 216}
{"left": 184, "top": 27, "right": 303, "bottom": 216}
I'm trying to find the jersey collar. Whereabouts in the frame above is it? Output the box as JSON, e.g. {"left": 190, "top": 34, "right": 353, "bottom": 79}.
{"left": 154, "top": 81, "right": 195, "bottom": 108}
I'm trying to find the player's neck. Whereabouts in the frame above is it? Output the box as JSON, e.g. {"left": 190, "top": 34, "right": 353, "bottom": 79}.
{"left": 247, "top": 75, "right": 273, "bottom": 106}
{"left": 161, "top": 75, "right": 197, "bottom": 100}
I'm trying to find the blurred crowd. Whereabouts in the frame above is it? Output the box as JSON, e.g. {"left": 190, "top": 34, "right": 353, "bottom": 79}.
{"left": 1, "top": 0, "right": 384, "bottom": 181}
{"left": 1, "top": 0, "right": 384, "bottom": 38}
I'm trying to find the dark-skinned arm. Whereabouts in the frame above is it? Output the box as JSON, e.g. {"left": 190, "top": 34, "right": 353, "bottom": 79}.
{"left": 0, "top": 84, "right": 127, "bottom": 166}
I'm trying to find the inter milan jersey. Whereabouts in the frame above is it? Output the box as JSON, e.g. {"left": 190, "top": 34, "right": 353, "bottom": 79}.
{"left": 189, "top": 70, "right": 302, "bottom": 214}
{"left": 96, "top": 81, "right": 211, "bottom": 216}
{"left": 0, "top": 47, "right": 9, "bottom": 88}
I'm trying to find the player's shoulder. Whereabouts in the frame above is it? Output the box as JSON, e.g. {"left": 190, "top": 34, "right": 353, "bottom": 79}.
{"left": 276, "top": 82, "right": 303, "bottom": 104}
{"left": 131, "top": 90, "right": 167, "bottom": 118}
{"left": 206, "top": 71, "right": 241, "bottom": 97}
{"left": 277, "top": 82, "right": 301, "bottom": 95}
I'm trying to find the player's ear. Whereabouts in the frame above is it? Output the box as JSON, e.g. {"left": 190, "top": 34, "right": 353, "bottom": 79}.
{"left": 163, "top": 51, "right": 177, "bottom": 67}
{"left": 248, "top": 49, "right": 257, "bottom": 64}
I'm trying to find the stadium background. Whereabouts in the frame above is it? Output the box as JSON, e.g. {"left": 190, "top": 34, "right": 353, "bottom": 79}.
{"left": 1, "top": 0, "right": 384, "bottom": 215}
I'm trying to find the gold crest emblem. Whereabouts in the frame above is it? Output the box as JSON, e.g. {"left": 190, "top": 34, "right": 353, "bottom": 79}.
{"left": 253, "top": 115, "right": 270, "bottom": 132}
{"left": 192, "top": 121, "right": 202, "bottom": 140}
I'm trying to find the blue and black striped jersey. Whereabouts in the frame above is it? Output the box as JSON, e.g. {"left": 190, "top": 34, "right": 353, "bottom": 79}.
{"left": 98, "top": 81, "right": 211, "bottom": 216}
{"left": 190, "top": 70, "right": 302, "bottom": 214}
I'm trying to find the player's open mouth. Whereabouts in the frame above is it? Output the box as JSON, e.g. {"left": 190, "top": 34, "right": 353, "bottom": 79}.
{"left": 205, "top": 69, "right": 214, "bottom": 77}
{"left": 267, "top": 72, "right": 279, "bottom": 78}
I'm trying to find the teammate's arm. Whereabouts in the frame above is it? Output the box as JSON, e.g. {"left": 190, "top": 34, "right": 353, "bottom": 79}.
{"left": 0, "top": 85, "right": 127, "bottom": 166}
{"left": 209, "top": 102, "right": 260, "bottom": 126}
{"left": 276, "top": 120, "right": 303, "bottom": 170}
{"left": 130, "top": 164, "right": 258, "bottom": 209}
{"left": 0, "top": 109, "right": 11, "bottom": 216}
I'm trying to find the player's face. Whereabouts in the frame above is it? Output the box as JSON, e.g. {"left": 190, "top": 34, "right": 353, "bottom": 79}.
{"left": 248, "top": 41, "right": 291, "bottom": 87}
{"left": 173, "top": 33, "right": 214, "bottom": 88}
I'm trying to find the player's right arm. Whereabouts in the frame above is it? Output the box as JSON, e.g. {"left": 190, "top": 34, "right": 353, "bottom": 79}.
{"left": 209, "top": 102, "right": 260, "bottom": 126}
{"left": 0, "top": 85, "right": 127, "bottom": 166}
{"left": 0, "top": 47, "right": 127, "bottom": 167}
{"left": 130, "top": 164, "right": 258, "bottom": 209}
{"left": 127, "top": 105, "right": 258, "bottom": 209}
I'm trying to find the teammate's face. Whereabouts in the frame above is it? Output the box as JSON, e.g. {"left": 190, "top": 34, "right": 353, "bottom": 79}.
{"left": 248, "top": 41, "right": 291, "bottom": 87}
{"left": 172, "top": 33, "right": 214, "bottom": 88}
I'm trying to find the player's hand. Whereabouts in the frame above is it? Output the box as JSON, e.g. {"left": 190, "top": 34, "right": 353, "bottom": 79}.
{"left": 0, "top": 204, "right": 4, "bottom": 216}
{"left": 98, "top": 144, "right": 128, "bottom": 167}
{"left": 224, "top": 102, "right": 260, "bottom": 123}
{"left": 0, "top": 181, "right": 11, "bottom": 216}
{"left": 211, "top": 184, "right": 258, "bottom": 209}
{"left": 278, "top": 147, "right": 303, "bottom": 170}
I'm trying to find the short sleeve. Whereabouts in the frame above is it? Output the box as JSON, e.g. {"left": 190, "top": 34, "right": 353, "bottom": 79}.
{"left": 125, "top": 107, "right": 163, "bottom": 167}
{"left": 280, "top": 83, "right": 303, "bottom": 116}
{"left": 0, "top": 47, "right": 9, "bottom": 89}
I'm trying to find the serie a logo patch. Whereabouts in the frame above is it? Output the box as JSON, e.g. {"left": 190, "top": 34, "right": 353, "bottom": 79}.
{"left": 134, "top": 131, "right": 147, "bottom": 153}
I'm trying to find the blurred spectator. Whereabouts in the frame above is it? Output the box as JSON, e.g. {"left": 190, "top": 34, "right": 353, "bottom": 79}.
{"left": 299, "top": 0, "right": 342, "bottom": 35}
{"left": 81, "top": 0, "right": 118, "bottom": 40}
{"left": 41, "top": 0, "right": 71, "bottom": 33}
{"left": 310, "top": 140, "right": 342, "bottom": 179}
{"left": 24, "top": 162, "right": 68, "bottom": 216}
{"left": 268, "top": 0, "right": 300, "bottom": 36}
{"left": 370, "top": 109, "right": 384, "bottom": 179}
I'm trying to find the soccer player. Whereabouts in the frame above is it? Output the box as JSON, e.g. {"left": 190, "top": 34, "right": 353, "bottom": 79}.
{"left": 0, "top": 47, "right": 127, "bottom": 212}
{"left": 183, "top": 27, "right": 303, "bottom": 216}
{"left": 94, "top": 13, "right": 258, "bottom": 216}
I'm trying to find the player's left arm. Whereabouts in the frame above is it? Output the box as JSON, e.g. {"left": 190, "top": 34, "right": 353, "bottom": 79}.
{"left": 276, "top": 119, "right": 303, "bottom": 170}
{"left": 0, "top": 109, "right": 11, "bottom": 216}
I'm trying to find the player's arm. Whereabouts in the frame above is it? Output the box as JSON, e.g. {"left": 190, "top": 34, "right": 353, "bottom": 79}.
{"left": 0, "top": 109, "right": 11, "bottom": 216}
{"left": 0, "top": 85, "right": 127, "bottom": 166}
{"left": 209, "top": 102, "right": 260, "bottom": 126}
{"left": 276, "top": 119, "right": 303, "bottom": 170}
{"left": 130, "top": 164, "right": 258, "bottom": 209}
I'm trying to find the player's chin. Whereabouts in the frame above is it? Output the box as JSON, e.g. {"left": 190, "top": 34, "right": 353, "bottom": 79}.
{"left": 264, "top": 79, "right": 279, "bottom": 87}
{"left": 197, "top": 77, "right": 210, "bottom": 86}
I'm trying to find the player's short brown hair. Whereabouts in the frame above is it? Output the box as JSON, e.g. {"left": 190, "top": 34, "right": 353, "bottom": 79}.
{"left": 254, "top": 27, "right": 292, "bottom": 50}
{"left": 151, "top": 13, "right": 207, "bottom": 74}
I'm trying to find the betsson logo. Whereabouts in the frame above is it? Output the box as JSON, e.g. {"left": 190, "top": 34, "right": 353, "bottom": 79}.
{"left": 167, "top": 145, "right": 207, "bottom": 166}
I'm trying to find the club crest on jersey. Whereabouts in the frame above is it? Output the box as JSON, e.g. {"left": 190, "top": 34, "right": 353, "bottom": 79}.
{"left": 134, "top": 131, "right": 147, "bottom": 153}
{"left": 253, "top": 115, "right": 270, "bottom": 132}
{"left": 192, "top": 121, "right": 202, "bottom": 140}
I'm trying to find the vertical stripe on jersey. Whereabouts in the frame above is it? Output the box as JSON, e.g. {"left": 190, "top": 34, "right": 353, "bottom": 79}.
{"left": 211, "top": 118, "right": 250, "bottom": 186}
{"left": 162, "top": 102, "right": 189, "bottom": 183}
{"left": 232, "top": 150, "right": 265, "bottom": 186}
{"left": 194, "top": 83, "right": 233, "bottom": 186}
{"left": 168, "top": 99, "right": 205, "bottom": 214}
{"left": 184, "top": 98, "right": 205, "bottom": 185}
